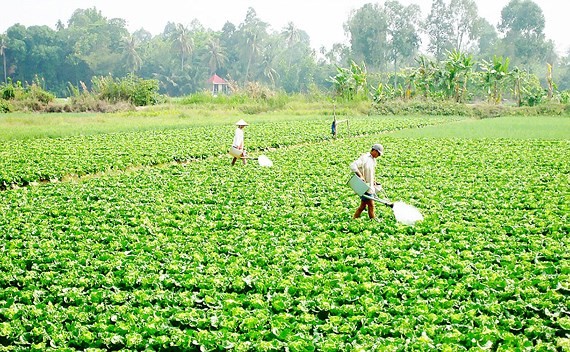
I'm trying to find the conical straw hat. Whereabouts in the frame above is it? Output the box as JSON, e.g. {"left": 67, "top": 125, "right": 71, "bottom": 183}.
{"left": 235, "top": 119, "right": 249, "bottom": 126}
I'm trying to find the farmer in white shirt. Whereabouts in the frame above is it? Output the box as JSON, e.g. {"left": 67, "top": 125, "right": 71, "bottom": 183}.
{"left": 230, "top": 119, "right": 248, "bottom": 166}
{"left": 350, "top": 143, "right": 384, "bottom": 219}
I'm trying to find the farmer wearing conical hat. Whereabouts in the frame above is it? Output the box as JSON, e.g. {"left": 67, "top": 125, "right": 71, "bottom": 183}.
{"left": 350, "top": 143, "right": 384, "bottom": 219}
{"left": 230, "top": 119, "right": 249, "bottom": 166}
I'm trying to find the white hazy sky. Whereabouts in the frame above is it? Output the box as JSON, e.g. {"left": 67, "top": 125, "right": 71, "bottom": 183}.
{"left": 1, "top": 0, "right": 568, "bottom": 55}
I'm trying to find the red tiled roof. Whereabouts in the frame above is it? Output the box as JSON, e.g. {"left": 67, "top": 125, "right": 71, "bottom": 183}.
{"left": 207, "top": 74, "right": 227, "bottom": 84}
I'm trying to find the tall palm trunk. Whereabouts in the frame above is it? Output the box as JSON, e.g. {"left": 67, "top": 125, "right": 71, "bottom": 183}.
{"left": 244, "top": 34, "right": 257, "bottom": 83}
{"left": 245, "top": 54, "right": 252, "bottom": 83}
{"left": 2, "top": 54, "right": 6, "bottom": 84}
{"left": 547, "top": 63, "right": 553, "bottom": 100}
{"left": 393, "top": 54, "right": 398, "bottom": 90}
{"left": 0, "top": 39, "right": 6, "bottom": 84}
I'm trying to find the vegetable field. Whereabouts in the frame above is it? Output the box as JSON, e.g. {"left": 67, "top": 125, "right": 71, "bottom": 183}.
{"left": 0, "top": 114, "right": 569, "bottom": 351}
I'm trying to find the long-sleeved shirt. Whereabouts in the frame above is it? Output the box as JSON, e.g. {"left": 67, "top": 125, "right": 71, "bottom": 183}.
{"left": 350, "top": 152, "right": 377, "bottom": 194}
{"left": 232, "top": 128, "right": 244, "bottom": 149}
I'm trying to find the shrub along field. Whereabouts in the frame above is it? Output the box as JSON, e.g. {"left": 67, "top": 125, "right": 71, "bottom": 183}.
{"left": 0, "top": 113, "right": 569, "bottom": 351}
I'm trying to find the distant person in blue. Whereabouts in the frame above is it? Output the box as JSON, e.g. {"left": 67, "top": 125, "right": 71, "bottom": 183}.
{"left": 331, "top": 117, "right": 337, "bottom": 138}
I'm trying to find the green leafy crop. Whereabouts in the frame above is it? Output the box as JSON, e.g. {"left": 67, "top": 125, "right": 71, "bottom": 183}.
{"left": 0, "top": 115, "right": 568, "bottom": 350}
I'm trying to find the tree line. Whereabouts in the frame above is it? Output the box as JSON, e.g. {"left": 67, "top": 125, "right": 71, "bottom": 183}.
{"left": 0, "top": 0, "right": 569, "bottom": 100}
{"left": 331, "top": 52, "right": 570, "bottom": 108}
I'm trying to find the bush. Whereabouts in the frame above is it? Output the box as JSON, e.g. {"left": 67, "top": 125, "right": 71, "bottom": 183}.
{"left": 61, "top": 74, "right": 161, "bottom": 112}
{"left": 557, "top": 90, "right": 570, "bottom": 104}
{"left": 179, "top": 91, "right": 213, "bottom": 104}
{"left": 0, "top": 79, "right": 55, "bottom": 112}
{"left": 371, "top": 99, "right": 570, "bottom": 117}
{"left": 242, "top": 82, "right": 275, "bottom": 100}
{"left": 28, "top": 83, "right": 55, "bottom": 104}
{"left": 126, "top": 75, "right": 162, "bottom": 106}
{"left": 0, "top": 99, "right": 11, "bottom": 113}
{"left": 305, "top": 84, "right": 330, "bottom": 102}
{"left": 1, "top": 83, "right": 15, "bottom": 100}
{"left": 92, "top": 74, "right": 161, "bottom": 106}
{"left": 522, "top": 102, "right": 568, "bottom": 116}
{"left": 68, "top": 95, "right": 135, "bottom": 113}
{"left": 373, "top": 100, "right": 472, "bottom": 116}
{"left": 179, "top": 84, "right": 290, "bottom": 114}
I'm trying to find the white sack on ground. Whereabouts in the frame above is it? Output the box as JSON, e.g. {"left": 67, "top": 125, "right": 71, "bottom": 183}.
{"left": 392, "top": 201, "right": 423, "bottom": 226}
{"left": 258, "top": 155, "right": 273, "bottom": 167}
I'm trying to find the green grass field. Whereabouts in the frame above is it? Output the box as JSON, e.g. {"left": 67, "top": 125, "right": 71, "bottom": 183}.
{"left": 0, "top": 112, "right": 568, "bottom": 350}
{"left": 391, "top": 116, "right": 570, "bottom": 139}
{"left": 0, "top": 111, "right": 230, "bottom": 141}
{"left": 0, "top": 100, "right": 368, "bottom": 141}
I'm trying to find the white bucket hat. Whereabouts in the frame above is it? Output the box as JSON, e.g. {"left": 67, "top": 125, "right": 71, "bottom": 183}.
{"left": 371, "top": 143, "right": 384, "bottom": 155}
{"left": 235, "top": 119, "right": 249, "bottom": 126}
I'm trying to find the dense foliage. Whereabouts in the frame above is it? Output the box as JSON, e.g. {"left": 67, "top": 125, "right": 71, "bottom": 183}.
{"left": 0, "top": 1, "right": 569, "bottom": 98}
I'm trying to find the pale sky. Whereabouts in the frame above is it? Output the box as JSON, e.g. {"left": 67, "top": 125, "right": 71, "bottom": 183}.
{"left": 1, "top": 0, "right": 568, "bottom": 55}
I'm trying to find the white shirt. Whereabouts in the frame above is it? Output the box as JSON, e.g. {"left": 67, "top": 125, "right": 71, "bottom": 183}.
{"left": 350, "top": 152, "right": 377, "bottom": 194}
{"left": 232, "top": 128, "right": 244, "bottom": 149}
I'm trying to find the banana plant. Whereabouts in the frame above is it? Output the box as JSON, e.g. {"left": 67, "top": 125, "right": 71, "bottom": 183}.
{"left": 511, "top": 67, "right": 523, "bottom": 106}
{"left": 328, "top": 60, "right": 368, "bottom": 101}
{"left": 510, "top": 67, "right": 546, "bottom": 106}
{"left": 329, "top": 66, "right": 352, "bottom": 100}
{"left": 444, "top": 49, "right": 474, "bottom": 102}
{"left": 479, "top": 55, "right": 510, "bottom": 104}
{"left": 402, "top": 68, "right": 415, "bottom": 100}
{"left": 412, "top": 55, "right": 434, "bottom": 99}
{"left": 411, "top": 55, "right": 447, "bottom": 100}
{"left": 369, "top": 82, "right": 386, "bottom": 103}
{"left": 349, "top": 60, "right": 368, "bottom": 98}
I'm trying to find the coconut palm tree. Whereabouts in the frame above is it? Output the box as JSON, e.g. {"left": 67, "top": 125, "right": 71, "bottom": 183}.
{"left": 170, "top": 23, "right": 193, "bottom": 71}
{"left": 122, "top": 36, "right": 142, "bottom": 74}
{"left": 241, "top": 31, "right": 262, "bottom": 83}
{"left": 238, "top": 8, "right": 267, "bottom": 83}
{"left": 205, "top": 36, "right": 227, "bottom": 75}
{"left": 282, "top": 22, "right": 300, "bottom": 48}
{"left": 243, "top": 30, "right": 262, "bottom": 83}
{"left": 260, "top": 44, "right": 279, "bottom": 87}
{"left": 282, "top": 22, "right": 301, "bottom": 68}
